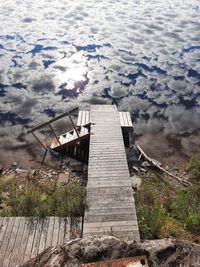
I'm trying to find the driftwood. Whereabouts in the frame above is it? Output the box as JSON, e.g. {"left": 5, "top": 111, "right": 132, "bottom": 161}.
{"left": 136, "top": 144, "right": 190, "bottom": 186}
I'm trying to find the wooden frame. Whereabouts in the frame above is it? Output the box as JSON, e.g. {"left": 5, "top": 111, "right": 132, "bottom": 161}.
{"left": 27, "top": 106, "right": 79, "bottom": 165}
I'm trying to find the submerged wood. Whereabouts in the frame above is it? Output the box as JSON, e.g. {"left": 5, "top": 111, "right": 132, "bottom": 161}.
{"left": 136, "top": 144, "right": 190, "bottom": 186}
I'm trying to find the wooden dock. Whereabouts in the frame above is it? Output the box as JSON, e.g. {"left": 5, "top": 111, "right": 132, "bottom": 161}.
{"left": 83, "top": 105, "right": 140, "bottom": 240}
{"left": 0, "top": 217, "right": 81, "bottom": 266}
{"left": 0, "top": 105, "right": 140, "bottom": 266}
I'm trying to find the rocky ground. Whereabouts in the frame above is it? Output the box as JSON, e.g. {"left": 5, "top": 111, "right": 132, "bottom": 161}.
{"left": 0, "top": 154, "right": 198, "bottom": 266}
{"left": 0, "top": 145, "right": 190, "bottom": 193}
{"left": 129, "top": 160, "right": 190, "bottom": 191}
{"left": 0, "top": 160, "right": 87, "bottom": 213}
{"left": 0, "top": 157, "right": 189, "bottom": 206}
{"left": 0, "top": 159, "right": 87, "bottom": 185}
{"left": 22, "top": 235, "right": 200, "bottom": 267}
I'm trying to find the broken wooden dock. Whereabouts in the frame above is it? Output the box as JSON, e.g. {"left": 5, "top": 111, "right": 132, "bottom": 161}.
{"left": 0, "top": 217, "right": 81, "bottom": 266}
{"left": 83, "top": 105, "right": 140, "bottom": 240}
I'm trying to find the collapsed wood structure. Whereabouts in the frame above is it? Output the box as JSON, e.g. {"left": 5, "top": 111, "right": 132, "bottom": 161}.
{"left": 0, "top": 217, "right": 81, "bottom": 266}
{"left": 27, "top": 106, "right": 134, "bottom": 164}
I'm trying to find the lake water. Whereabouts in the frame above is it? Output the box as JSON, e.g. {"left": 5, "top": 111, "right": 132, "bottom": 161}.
{"left": 0, "top": 0, "right": 200, "bottom": 167}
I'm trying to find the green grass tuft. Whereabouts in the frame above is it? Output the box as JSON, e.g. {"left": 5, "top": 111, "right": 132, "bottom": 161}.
{"left": 135, "top": 174, "right": 200, "bottom": 241}
{"left": 0, "top": 175, "right": 86, "bottom": 218}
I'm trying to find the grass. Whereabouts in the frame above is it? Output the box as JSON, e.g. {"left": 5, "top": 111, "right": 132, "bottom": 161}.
{"left": 0, "top": 175, "right": 86, "bottom": 218}
{"left": 135, "top": 172, "right": 200, "bottom": 242}
{"left": 185, "top": 155, "right": 200, "bottom": 183}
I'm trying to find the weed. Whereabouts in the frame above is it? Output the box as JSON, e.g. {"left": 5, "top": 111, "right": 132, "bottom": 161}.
{"left": 185, "top": 155, "right": 200, "bottom": 183}
{"left": 135, "top": 173, "right": 200, "bottom": 241}
{"left": 0, "top": 175, "right": 86, "bottom": 218}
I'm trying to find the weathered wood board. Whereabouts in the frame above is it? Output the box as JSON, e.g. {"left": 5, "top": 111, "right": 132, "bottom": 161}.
{"left": 0, "top": 217, "right": 82, "bottom": 267}
{"left": 83, "top": 105, "right": 140, "bottom": 240}
{"left": 77, "top": 110, "right": 133, "bottom": 128}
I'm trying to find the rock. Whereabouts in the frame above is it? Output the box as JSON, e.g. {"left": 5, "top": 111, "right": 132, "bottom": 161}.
{"left": 71, "top": 164, "right": 83, "bottom": 172}
{"left": 11, "top": 162, "right": 18, "bottom": 168}
{"left": 2, "top": 170, "right": 7, "bottom": 175}
{"left": 18, "top": 184, "right": 23, "bottom": 190}
{"left": 132, "top": 166, "right": 139, "bottom": 172}
{"left": 69, "top": 242, "right": 83, "bottom": 257}
{"left": 141, "top": 161, "right": 151, "bottom": 168}
{"left": 15, "top": 168, "right": 28, "bottom": 174}
{"left": 130, "top": 175, "right": 142, "bottom": 190}
{"left": 140, "top": 168, "right": 147, "bottom": 173}
{"left": 21, "top": 236, "right": 200, "bottom": 267}
{"left": 1, "top": 191, "right": 9, "bottom": 199}
{"left": 57, "top": 172, "right": 70, "bottom": 185}
{"left": 0, "top": 166, "right": 3, "bottom": 175}
{"left": 83, "top": 245, "right": 101, "bottom": 262}
{"left": 28, "top": 170, "right": 37, "bottom": 178}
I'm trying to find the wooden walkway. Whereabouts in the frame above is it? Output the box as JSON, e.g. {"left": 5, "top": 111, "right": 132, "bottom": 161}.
{"left": 0, "top": 217, "right": 81, "bottom": 266}
{"left": 83, "top": 105, "right": 140, "bottom": 240}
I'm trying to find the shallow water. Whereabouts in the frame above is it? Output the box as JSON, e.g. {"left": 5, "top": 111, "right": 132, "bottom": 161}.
{"left": 0, "top": 0, "right": 200, "bottom": 166}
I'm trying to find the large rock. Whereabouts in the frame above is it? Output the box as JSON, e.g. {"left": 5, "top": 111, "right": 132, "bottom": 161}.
{"left": 21, "top": 236, "right": 200, "bottom": 267}
{"left": 57, "top": 172, "right": 70, "bottom": 185}
{"left": 130, "top": 175, "right": 142, "bottom": 190}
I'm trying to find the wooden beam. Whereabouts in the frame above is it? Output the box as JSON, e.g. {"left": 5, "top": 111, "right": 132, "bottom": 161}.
{"left": 48, "top": 123, "right": 61, "bottom": 147}
{"left": 41, "top": 149, "right": 48, "bottom": 165}
{"left": 68, "top": 113, "right": 80, "bottom": 139}
{"left": 27, "top": 106, "right": 78, "bottom": 133}
{"left": 137, "top": 144, "right": 191, "bottom": 186}
{"left": 31, "top": 132, "right": 47, "bottom": 150}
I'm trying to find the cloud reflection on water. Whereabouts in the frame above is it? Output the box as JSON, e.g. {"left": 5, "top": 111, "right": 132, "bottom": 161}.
{"left": 0, "top": 0, "right": 200, "bottom": 166}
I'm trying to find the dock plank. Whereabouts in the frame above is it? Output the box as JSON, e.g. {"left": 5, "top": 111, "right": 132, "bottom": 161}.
{"left": 45, "top": 217, "right": 55, "bottom": 249}
{"left": 38, "top": 218, "right": 49, "bottom": 254}
{"left": 0, "top": 218, "right": 15, "bottom": 266}
{"left": 51, "top": 217, "right": 60, "bottom": 247}
{"left": 23, "top": 219, "right": 38, "bottom": 263}
{"left": 0, "top": 217, "right": 82, "bottom": 266}
{"left": 83, "top": 105, "right": 140, "bottom": 241}
{"left": 0, "top": 218, "right": 8, "bottom": 250}
{"left": 9, "top": 217, "right": 26, "bottom": 267}
{"left": 3, "top": 217, "right": 21, "bottom": 267}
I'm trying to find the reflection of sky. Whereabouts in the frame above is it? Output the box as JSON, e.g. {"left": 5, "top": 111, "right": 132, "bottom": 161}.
{"left": 0, "top": 0, "right": 200, "bottom": 165}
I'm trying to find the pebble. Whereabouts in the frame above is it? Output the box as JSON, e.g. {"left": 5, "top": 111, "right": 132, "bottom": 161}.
{"left": 140, "top": 168, "right": 147, "bottom": 173}
{"left": 12, "top": 162, "right": 18, "bottom": 168}
{"left": 132, "top": 166, "right": 139, "bottom": 172}
{"left": 141, "top": 161, "right": 151, "bottom": 167}
{"left": 15, "top": 168, "right": 28, "bottom": 174}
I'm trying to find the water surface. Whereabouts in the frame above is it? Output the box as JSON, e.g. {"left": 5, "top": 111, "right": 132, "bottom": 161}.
{"left": 0, "top": 0, "right": 200, "bottom": 166}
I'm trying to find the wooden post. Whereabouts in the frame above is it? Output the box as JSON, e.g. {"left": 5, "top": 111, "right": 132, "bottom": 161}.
{"left": 31, "top": 132, "right": 47, "bottom": 150}
{"left": 41, "top": 149, "right": 48, "bottom": 165}
{"left": 48, "top": 123, "right": 61, "bottom": 147}
{"left": 68, "top": 113, "right": 80, "bottom": 139}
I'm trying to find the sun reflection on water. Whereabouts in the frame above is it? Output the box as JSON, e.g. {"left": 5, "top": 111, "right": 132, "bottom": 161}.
{"left": 55, "top": 53, "right": 88, "bottom": 91}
